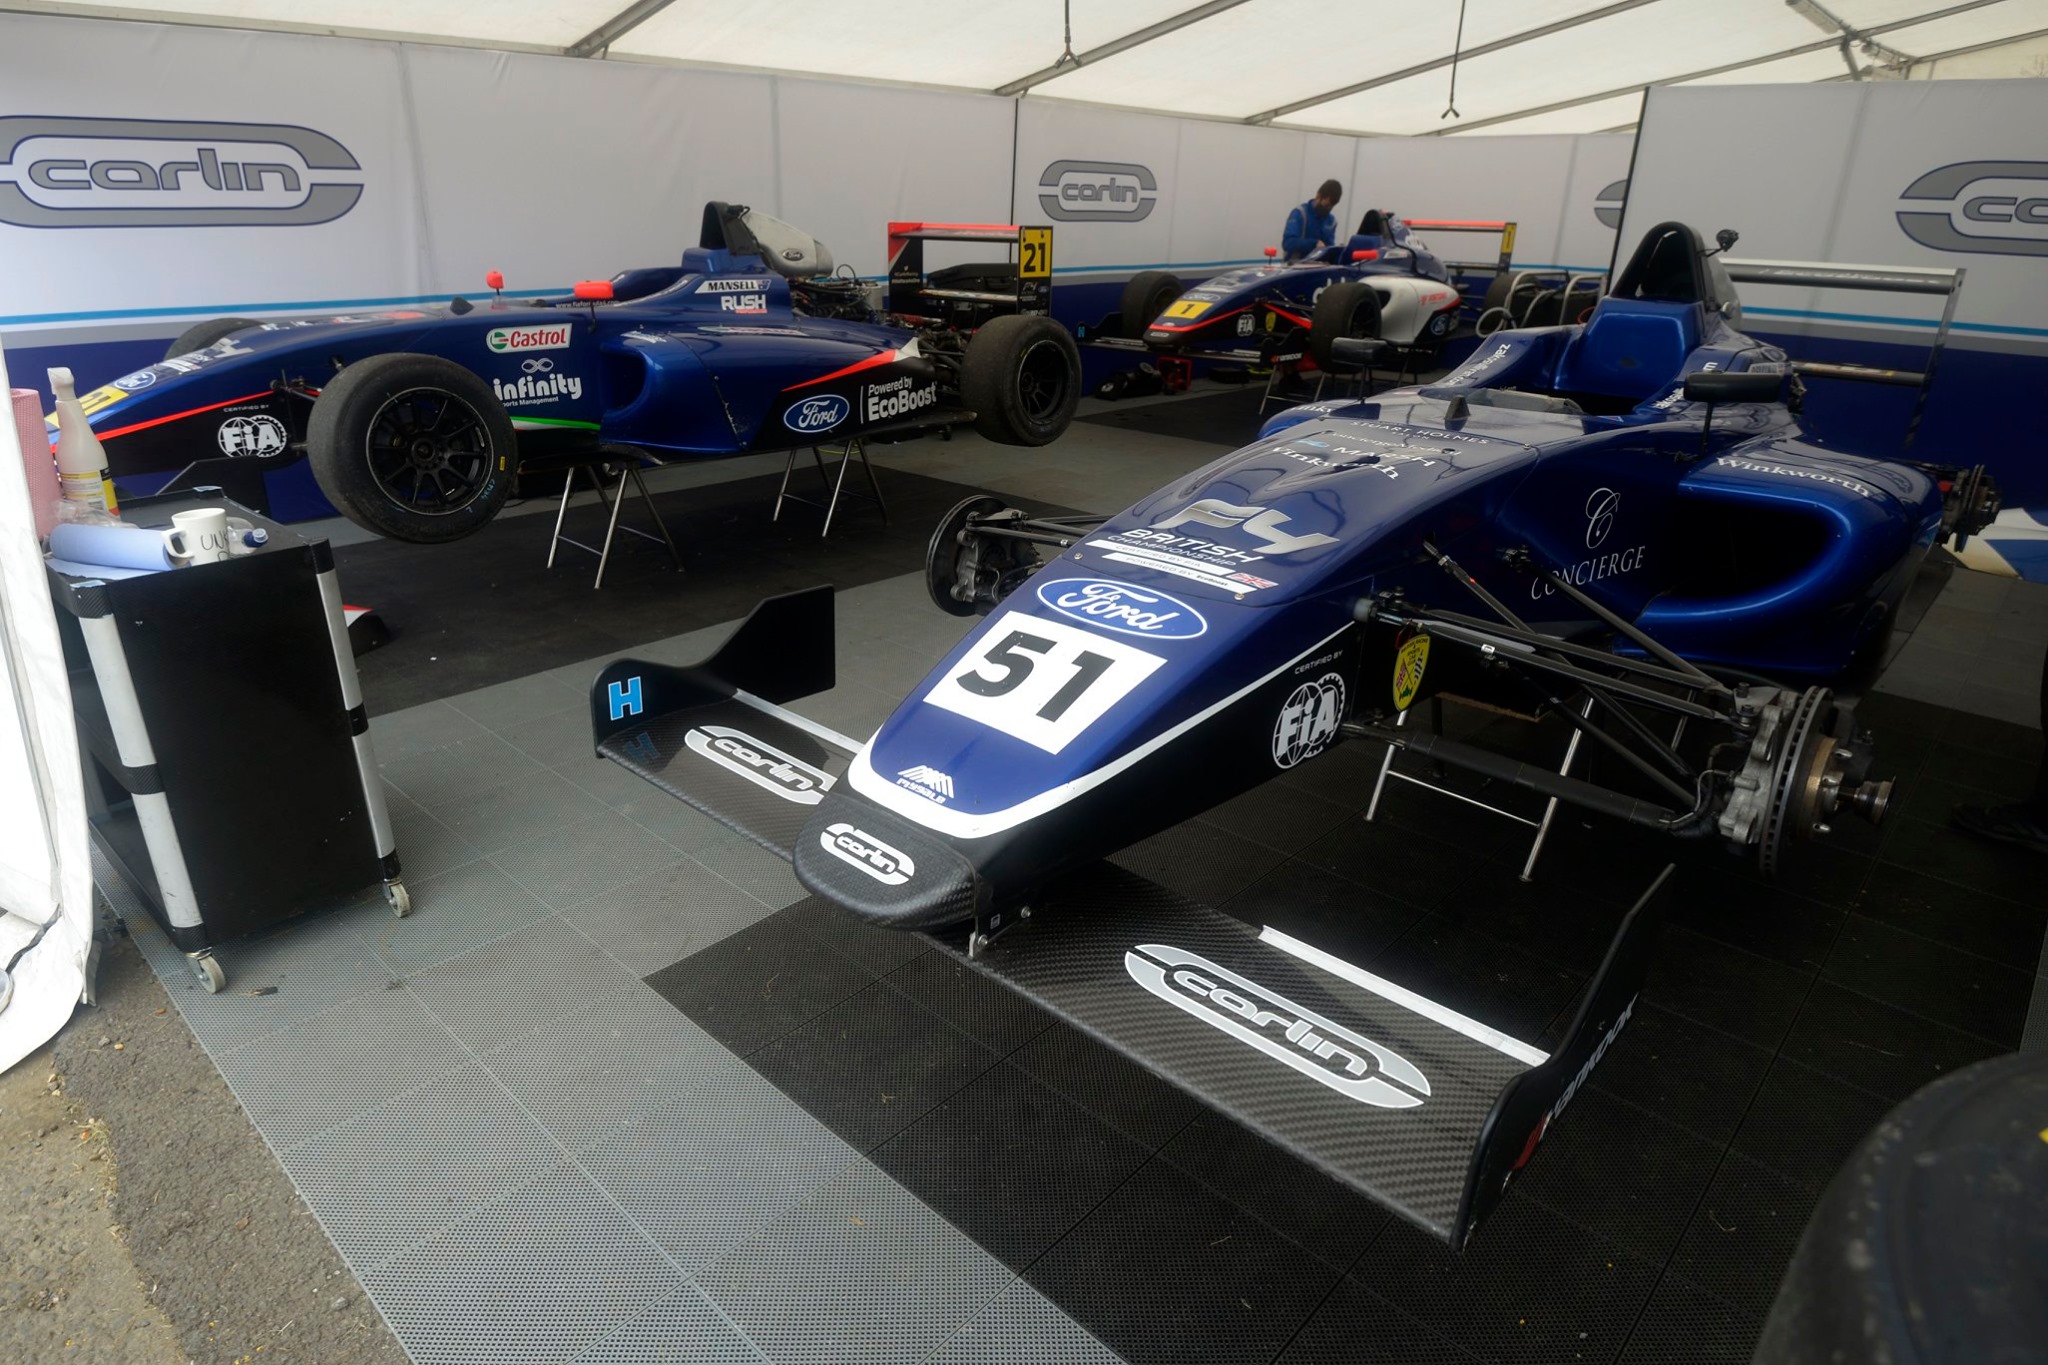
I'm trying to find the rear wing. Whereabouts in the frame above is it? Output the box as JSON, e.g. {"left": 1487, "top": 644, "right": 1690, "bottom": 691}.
{"left": 886, "top": 221, "right": 1053, "bottom": 317}
{"left": 1721, "top": 256, "right": 1965, "bottom": 448}
{"left": 587, "top": 590, "right": 1671, "bottom": 1249}
{"left": 1405, "top": 218, "right": 1517, "bottom": 277}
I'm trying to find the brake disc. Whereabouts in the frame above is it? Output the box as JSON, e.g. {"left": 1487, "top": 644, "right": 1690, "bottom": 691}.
{"left": 1757, "top": 686, "right": 1830, "bottom": 877}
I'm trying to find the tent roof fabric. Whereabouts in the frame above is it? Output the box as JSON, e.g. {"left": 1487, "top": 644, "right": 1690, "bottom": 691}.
{"left": 9, "top": 0, "right": 2047, "bottom": 133}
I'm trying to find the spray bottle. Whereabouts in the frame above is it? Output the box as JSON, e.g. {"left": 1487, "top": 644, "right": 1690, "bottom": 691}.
{"left": 48, "top": 367, "right": 120, "bottom": 523}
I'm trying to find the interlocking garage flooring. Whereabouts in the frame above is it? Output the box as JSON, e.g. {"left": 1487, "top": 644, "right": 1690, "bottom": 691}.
{"left": 119, "top": 407, "right": 2048, "bottom": 1363}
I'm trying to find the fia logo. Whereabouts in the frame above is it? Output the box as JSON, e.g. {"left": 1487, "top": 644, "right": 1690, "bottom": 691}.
{"left": 1273, "top": 673, "right": 1345, "bottom": 769}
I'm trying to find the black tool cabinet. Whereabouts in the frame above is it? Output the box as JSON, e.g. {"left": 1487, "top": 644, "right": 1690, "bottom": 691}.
{"left": 46, "top": 489, "right": 408, "bottom": 992}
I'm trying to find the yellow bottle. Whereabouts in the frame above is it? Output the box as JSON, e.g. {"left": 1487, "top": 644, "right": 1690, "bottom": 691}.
{"left": 48, "top": 367, "right": 120, "bottom": 523}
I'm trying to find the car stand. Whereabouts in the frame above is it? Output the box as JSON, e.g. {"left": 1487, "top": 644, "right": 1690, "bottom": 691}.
{"left": 545, "top": 453, "right": 683, "bottom": 589}
{"left": 773, "top": 437, "right": 888, "bottom": 537}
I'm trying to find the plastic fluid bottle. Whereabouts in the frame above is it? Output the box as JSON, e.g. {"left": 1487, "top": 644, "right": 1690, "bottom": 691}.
{"left": 48, "top": 367, "right": 120, "bottom": 523}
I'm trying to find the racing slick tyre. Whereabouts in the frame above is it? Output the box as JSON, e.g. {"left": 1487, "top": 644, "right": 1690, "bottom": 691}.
{"left": 1475, "top": 275, "right": 1515, "bottom": 335}
{"left": 307, "top": 353, "right": 517, "bottom": 544}
{"left": 961, "top": 315, "right": 1081, "bottom": 447}
{"left": 164, "top": 316, "right": 260, "bottom": 361}
{"left": 1119, "top": 271, "right": 1184, "bottom": 339}
{"left": 1309, "top": 281, "right": 1384, "bottom": 370}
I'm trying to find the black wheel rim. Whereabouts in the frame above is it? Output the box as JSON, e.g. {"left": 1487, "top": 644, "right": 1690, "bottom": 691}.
{"left": 1014, "top": 339, "right": 1071, "bottom": 424}
{"left": 363, "top": 386, "right": 495, "bottom": 516}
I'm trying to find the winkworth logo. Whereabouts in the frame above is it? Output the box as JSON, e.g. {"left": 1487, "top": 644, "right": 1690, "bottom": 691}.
{"left": 1897, "top": 160, "right": 2048, "bottom": 258}
{"left": 0, "top": 116, "right": 362, "bottom": 229}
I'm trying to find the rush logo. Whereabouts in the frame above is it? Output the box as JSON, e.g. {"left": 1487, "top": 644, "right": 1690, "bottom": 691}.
{"left": 1125, "top": 944, "right": 1430, "bottom": 1108}
{"left": 684, "top": 726, "right": 833, "bottom": 805}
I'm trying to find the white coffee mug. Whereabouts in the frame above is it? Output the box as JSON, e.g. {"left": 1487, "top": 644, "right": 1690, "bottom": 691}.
{"left": 163, "top": 507, "right": 232, "bottom": 566}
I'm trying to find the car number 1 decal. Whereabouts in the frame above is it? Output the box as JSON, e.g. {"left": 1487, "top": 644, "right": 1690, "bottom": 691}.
{"left": 923, "top": 614, "right": 1165, "bottom": 755}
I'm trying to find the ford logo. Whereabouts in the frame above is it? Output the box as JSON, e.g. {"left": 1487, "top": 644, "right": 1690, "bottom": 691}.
{"left": 1035, "top": 577, "right": 1207, "bottom": 639}
{"left": 783, "top": 393, "right": 849, "bottom": 433}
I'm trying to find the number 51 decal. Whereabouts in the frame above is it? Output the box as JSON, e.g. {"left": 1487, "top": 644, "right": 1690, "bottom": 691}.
{"left": 924, "top": 614, "right": 1165, "bottom": 754}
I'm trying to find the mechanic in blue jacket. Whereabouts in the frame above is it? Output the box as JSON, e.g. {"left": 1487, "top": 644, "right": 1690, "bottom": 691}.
{"left": 1281, "top": 180, "right": 1343, "bottom": 263}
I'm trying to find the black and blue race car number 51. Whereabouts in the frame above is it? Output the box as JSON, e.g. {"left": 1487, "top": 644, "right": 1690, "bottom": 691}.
{"left": 924, "top": 616, "right": 1165, "bottom": 756}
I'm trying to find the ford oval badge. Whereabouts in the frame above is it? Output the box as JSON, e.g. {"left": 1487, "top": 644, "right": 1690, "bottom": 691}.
{"left": 1035, "top": 577, "right": 1208, "bottom": 639}
{"left": 784, "top": 393, "right": 850, "bottom": 434}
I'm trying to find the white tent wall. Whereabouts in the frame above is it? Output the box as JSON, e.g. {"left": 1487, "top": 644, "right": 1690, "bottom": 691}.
{"left": 1619, "top": 78, "right": 2048, "bottom": 504}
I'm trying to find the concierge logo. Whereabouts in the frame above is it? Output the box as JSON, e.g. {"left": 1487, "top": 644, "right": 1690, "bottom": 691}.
{"left": 1037, "top": 160, "right": 1157, "bottom": 223}
{"left": 0, "top": 116, "right": 362, "bottom": 229}
{"left": 1897, "top": 161, "right": 2048, "bottom": 258}
{"left": 1123, "top": 944, "right": 1430, "bottom": 1108}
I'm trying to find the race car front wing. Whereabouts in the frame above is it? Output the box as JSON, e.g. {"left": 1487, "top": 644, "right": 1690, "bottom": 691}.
{"left": 588, "top": 588, "right": 1670, "bottom": 1248}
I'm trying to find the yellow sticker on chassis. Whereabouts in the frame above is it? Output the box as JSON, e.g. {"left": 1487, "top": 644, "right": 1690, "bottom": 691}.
{"left": 1392, "top": 632, "right": 1430, "bottom": 711}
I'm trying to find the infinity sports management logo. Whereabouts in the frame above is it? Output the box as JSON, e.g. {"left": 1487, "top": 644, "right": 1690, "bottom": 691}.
{"left": 1037, "top": 160, "right": 1157, "bottom": 223}
{"left": 1897, "top": 161, "right": 2048, "bottom": 258}
{"left": 1125, "top": 944, "right": 1430, "bottom": 1108}
{"left": 0, "top": 117, "right": 362, "bottom": 229}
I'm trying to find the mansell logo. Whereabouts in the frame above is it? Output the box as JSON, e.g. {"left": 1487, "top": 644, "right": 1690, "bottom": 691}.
{"left": 1898, "top": 161, "right": 2048, "bottom": 258}
{"left": 1035, "top": 578, "right": 1208, "bottom": 639}
{"left": 1037, "top": 160, "right": 1157, "bottom": 223}
{"left": 0, "top": 116, "right": 361, "bottom": 229}
{"left": 487, "top": 324, "right": 571, "bottom": 353}
{"left": 1125, "top": 944, "right": 1430, "bottom": 1108}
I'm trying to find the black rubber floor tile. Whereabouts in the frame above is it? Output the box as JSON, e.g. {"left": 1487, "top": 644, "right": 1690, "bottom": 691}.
{"left": 1729, "top": 1056, "right": 1890, "bottom": 1194}
{"left": 1008, "top": 1021, "right": 1206, "bottom": 1152}
{"left": 1662, "top": 862, "right": 1844, "bottom": 972}
{"left": 1353, "top": 1195, "right": 1660, "bottom": 1365}
{"left": 643, "top": 911, "right": 874, "bottom": 1056}
{"left": 1916, "top": 736, "right": 2044, "bottom": 802}
{"left": 1156, "top": 1109, "right": 1390, "bottom": 1274}
{"left": 1937, "top": 708, "right": 2045, "bottom": 766}
{"left": 1274, "top": 1277, "right": 1485, "bottom": 1364}
{"left": 1524, "top": 815, "right": 1680, "bottom": 904}
{"left": 1112, "top": 819, "right": 1290, "bottom": 908}
{"left": 1294, "top": 817, "right": 1474, "bottom": 900}
{"left": 1877, "top": 814, "right": 2044, "bottom": 908}
{"left": 1428, "top": 863, "right": 1644, "bottom": 976}
{"left": 1882, "top": 771, "right": 2024, "bottom": 827}
{"left": 1783, "top": 979, "right": 2009, "bottom": 1103}
{"left": 777, "top": 893, "right": 933, "bottom": 978}
{"left": 870, "top": 1061, "right": 1150, "bottom": 1272}
{"left": 1512, "top": 1088, "right": 1725, "bottom": 1263}
{"left": 1218, "top": 856, "right": 1433, "bottom": 965}
{"left": 1614, "top": 1273, "right": 1765, "bottom": 1365}
{"left": 1822, "top": 914, "right": 2033, "bottom": 1046}
{"left": 1269, "top": 734, "right": 1387, "bottom": 811}
{"left": 1852, "top": 863, "right": 2048, "bottom": 966}
{"left": 1664, "top": 1153, "right": 1822, "bottom": 1317}
{"left": 1691, "top": 836, "right": 1873, "bottom": 912}
{"left": 1196, "top": 781, "right": 1356, "bottom": 858}
{"left": 1575, "top": 1003, "right": 1772, "bottom": 1147}
{"left": 1371, "top": 915, "right": 1587, "bottom": 1045}
{"left": 1641, "top": 925, "right": 1813, "bottom": 1051}
{"left": 1025, "top": 1159, "right": 1346, "bottom": 1365}
{"left": 883, "top": 950, "right": 1057, "bottom": 1057}
{"left": 746, "top": 981, "right": 998, "bottom": 1151}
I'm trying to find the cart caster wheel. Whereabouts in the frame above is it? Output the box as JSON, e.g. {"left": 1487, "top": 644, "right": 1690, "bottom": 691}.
{"left": 189, "top": 952, "right": 225, "bottom": 994}
{"left": 384, "top": 880, "right": 411, "bottom": 918}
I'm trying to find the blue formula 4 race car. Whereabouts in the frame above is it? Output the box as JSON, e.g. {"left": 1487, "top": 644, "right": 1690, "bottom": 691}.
{"left": 60, "top": 202, "right": 1081, "bottom": 542}
{"left": 1112, "top": 210, "right": 1498, "bottom": 374}
{"left": 577, "top": 221, "right": 2001, "bottom": 1251}
{"left": 580, "top": 221, "right": 2001, "bottom": 1249}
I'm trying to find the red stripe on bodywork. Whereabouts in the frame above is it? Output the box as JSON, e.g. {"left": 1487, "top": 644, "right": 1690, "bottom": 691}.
{"left": 1267, "top": 305, "right": 1311, "bottom": 329}
{"left": 96, "top": 391, "right": 274, "bottom": 443}
{"left": 783, "top": 348, "right": 901, "bottom": 391}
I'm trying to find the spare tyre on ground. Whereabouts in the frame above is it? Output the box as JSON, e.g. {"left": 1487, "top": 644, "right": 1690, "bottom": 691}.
{"left": 1119, "top": 270, "right": 1184, "bottom": 339}
{"left": 307, "top": 352, "right": 517, "bottom": 543}
{"left": 960, "top": 315, "right": 1081, "bottom": 446}
{"left": 164, "top": 317, "right": 260, "bottom": 361}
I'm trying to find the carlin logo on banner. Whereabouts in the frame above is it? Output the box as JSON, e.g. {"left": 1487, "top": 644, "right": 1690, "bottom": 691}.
{"left": 1038, "top": 160, "right": 1157, "bottom": 223}
{"left": 0, "top": 116, "right": 362, "bottom": 228}
{"left": 1897, "top": 161, "right": 2048, "bottom": 258}
{"left": 1594, "top": 179, "right": 1628, "bottom": 228}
